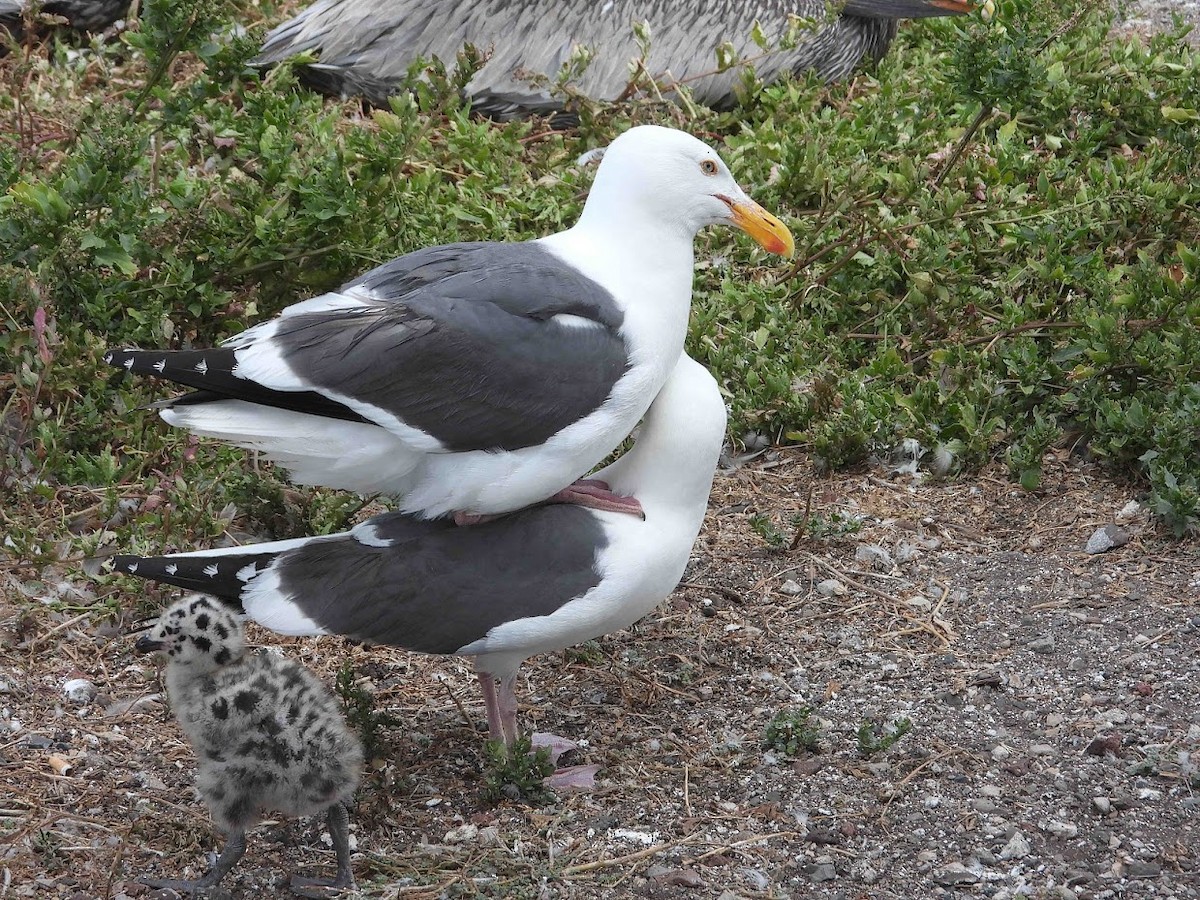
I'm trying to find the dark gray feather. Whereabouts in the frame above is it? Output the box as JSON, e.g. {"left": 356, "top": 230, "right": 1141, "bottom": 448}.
{"left": 104, "top": 241, "right": 628, "bottom": 452}
{"left": 274, "top": 506, "right": 607, "bottom": 653}
{"left": 114, "top": 506, "right": 609, "bottom": 656}
{"left": 274, "top": 242, "right": 628, "bottom": 451}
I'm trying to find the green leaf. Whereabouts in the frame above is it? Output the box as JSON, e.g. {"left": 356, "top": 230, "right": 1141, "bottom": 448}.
{"left": 1161, "top": 106, "right": 1200, "bottom": 123}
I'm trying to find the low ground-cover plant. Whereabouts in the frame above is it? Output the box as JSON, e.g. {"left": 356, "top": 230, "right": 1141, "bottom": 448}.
{"left": 1, "top": 0, "right": 1197, "bottom": 553}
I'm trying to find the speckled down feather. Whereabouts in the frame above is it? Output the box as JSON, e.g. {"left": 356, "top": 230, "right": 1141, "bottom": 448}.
{"left": 253, "top": 0, "right": 972, "bottom": 117}
{"left": 143, "top": 595, "right": 362, "bottom": 831}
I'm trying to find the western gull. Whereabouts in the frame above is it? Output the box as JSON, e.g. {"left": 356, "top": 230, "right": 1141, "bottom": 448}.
{"left": 252, "top": 0, "right": 976, "bottom": 118}
{"left": 105, "top": 124, "right": 790, "bottom": 522}
{"left": 113, "top": 354, "right": 725, "bottom": 750}
{"left": 133, "top": 594, "right": 362, "bottom": 897}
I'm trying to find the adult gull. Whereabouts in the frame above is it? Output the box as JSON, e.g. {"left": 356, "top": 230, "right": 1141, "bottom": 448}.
{"left": 252, "top": 0, "right": 977, "bottom": 118}
{"left": 113, "top": 354, "right": 726, "bottom": 750}
{"left": 105, "top": 125, "right": 789, "bottom": 522}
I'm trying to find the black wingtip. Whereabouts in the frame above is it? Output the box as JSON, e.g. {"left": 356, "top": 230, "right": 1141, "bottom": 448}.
{"left": 111, "top": 554, "right": 144, "bottom": 575}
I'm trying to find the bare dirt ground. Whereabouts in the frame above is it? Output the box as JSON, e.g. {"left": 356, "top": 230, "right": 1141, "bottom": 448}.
{"left": 3, "top": 446, "right": 1198, "bottom": 899}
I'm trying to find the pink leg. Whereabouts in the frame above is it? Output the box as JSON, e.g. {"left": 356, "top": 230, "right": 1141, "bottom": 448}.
{"left": 545, "top": 479, "right": 644, "bottom": 519}
{"left": 496, "top": 673, "right": 520, "bottom": 748}
{"left": 476, "top": 672, "right": 505, "bottom": 742}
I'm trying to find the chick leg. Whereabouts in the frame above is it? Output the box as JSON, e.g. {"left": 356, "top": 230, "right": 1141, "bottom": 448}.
{"left": 289, "top": 803, "right": 355, "bottom": 897}
{"left": 140, "top": 828, "right": 246, "bottom": 892}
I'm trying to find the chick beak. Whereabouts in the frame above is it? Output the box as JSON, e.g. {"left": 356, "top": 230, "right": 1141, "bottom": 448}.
{"left": 718, "top": 193, "right": 795, "bottom": 258}
{"left": 134, "top": 635, "right": 165, "bottom": 654}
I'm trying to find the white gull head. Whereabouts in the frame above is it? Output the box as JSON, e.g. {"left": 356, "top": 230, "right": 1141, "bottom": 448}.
{"left": 576, "top": 124, "right": 793, "bottom": 256}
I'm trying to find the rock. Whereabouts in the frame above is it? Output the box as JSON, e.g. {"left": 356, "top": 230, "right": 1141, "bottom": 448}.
{"left": 1127, "top": 861, "right": 1162, "bottom": 878}
{"left": 1028, "top": 635, "right": 1055, "bottom": 654}
{"left": 854, "top": 544, "right": 894, "bottom": 571}
{"left": 999, "top": 832, "right": 1031, "bottom": 860}
{"left": 743, "top": 431, "right": 770, "bottom": 452}
{"left": 444, "top": 824, "right": 478, "bottom": 844}
{"left": 933, "top": 862, "right": 980, "bottom": 886}
{"left": 780, "top": 580, "right": 804, "bottom": 596}
{"left": 62, "top": 678, "right": 97, "bottom": 704}
{"left": 1091, "top": 797, "right": 1112, "bottom": 815}
{"left": 1085, "top": 733, "right": 1122, "bottom": 756}
{"left": 1085, "top": 524, "right": 1131, "bottom": 554}
{"left": 809, "top": 859, "right": 836, "bottom": 883}
{"left": 816, "top": 579, "right": 847, "bottom": 597}
{"left": 1030, "top": 743, "right": 1056, "bottom": 756}
{"left": 1116, "top": 500, "right": 1141, "bottom": 523}
{"left": 1044, "top": 819, "right": 1079, "bottom": 838}
{"left": 647, "top": 867, "right": 706, "bottom": 888}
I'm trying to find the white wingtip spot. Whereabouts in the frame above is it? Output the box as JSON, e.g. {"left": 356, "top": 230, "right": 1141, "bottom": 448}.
{"left": 203, "top": 563, "right": 218, "bottom": 577}
{"left": 194, "top": 359, "right": 209, "bottom": 375}
{"left": 236, "top": 562, "right": 258, "bottom": 582}
{"left": 127, "top": 562, "right": 138, "bottom": 573}
{"left": 153, "top": 359, "right": 167, "bottom": 373}
{"left": 123, "top": 357, "right": 135, "bottom": 370}
{"left": 164, "top": 564, "right": 177, "bottom": 575}
{"left": 103, "top": 352, "right": 113, "bottom": 364}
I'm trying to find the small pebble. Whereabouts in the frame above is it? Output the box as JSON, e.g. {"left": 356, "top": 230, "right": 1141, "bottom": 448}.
{"left": 1092, "top": 797, "right": 1112, "bottom": 815}
{"left": 933, "top": 862, "right": 980, "bottom": 886}
{"left": 62, "top": 678, "right": 97, "bottom": 704}
{"left": 816, "top": 579, "right": 847, "bottom": 597}
{"left": 1085, "top": 524, "right": 1131, "bottom": 554}
{"left": 1127, "top": 861, "right": 1162, "bottom": 879}
{"left": 854, "top": 544, "right": 894, "bottom": 571}
{"left": 809, "top": 861, "right": 836, "bottom": 883}
{"left": 779, "top": 580, "right": 804, "bottom": 596}
{"left": 1115, "top": 499, "right": 1141, "bottom": 522}
{"left": 1028, "top": 635, "right": 1055, "bottom": 654}
{"left": 999, "top": 832, "right": 1031, "bottom": 860}
{"left": 1044, "top": 819, "right": 1078, "bottom": 838}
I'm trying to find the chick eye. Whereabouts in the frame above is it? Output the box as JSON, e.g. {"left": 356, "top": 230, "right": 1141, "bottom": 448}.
{"left": 700, "top": 159, "right": 719, "bottom": 176}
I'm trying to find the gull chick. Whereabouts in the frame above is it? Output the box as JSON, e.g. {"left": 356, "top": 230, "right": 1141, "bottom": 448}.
{"left": 135, "top": 594, "right": 362, "bottom": 897}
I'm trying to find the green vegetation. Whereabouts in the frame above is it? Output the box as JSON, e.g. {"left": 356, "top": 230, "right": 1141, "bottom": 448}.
{"left": 335, "top": 660, "right": 400, "bottom": 762}
{"left": 857, "top": 717, "right": 913, "bottom": 756}
{"left": 480, "top": 735, "right": 556, "bottom": 806}
{"left": 763, "top": 706, "right": 823, "bottom": 755}
{"left": 2, "top": 0, "right": 1199, "bottom": 602}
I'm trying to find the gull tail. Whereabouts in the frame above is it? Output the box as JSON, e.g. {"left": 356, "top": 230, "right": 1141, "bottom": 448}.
{"left": 110, "top": 543, "right": 303, "bottom": 606}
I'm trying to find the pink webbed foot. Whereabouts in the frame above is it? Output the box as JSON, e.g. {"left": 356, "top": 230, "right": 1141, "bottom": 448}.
{"left": 452, "top": 479, "right": 643, "bottom": 527}
{"left": 530, "top": 732, "right": 601, "bottom": 792}
{"left": 546, "top": 479, "right": 644, "bottom": 519}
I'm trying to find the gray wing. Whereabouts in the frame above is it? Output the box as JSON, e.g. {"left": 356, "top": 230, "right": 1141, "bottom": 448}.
{"left": 109, "top": 242, "right": 629, "bottom": 453}
{"left": 271, "top": 242, "right": 629, "bottom": 452}
{"left": 272, "top": 507, "right": 607, "bottom": 653}
{"left": 251, "top": 0, "right": 968, "bottom": 114}
{"left": 114, "top": 508, "right": 609, "bottom": 655}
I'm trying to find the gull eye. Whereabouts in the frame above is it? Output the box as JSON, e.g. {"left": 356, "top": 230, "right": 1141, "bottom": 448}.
{"left": 699, "top": 159, "right": 719, "bottom": 176}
